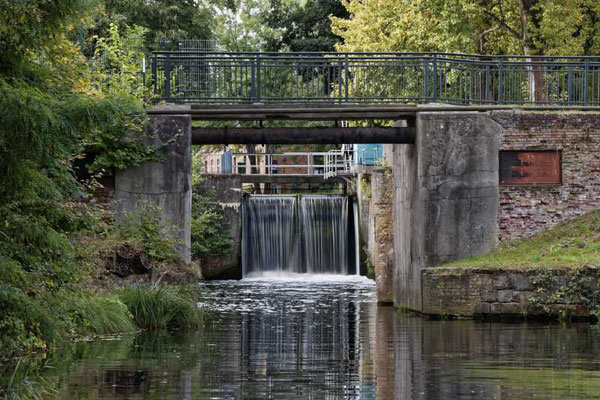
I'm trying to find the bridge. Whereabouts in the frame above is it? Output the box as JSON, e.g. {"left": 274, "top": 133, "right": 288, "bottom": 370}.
{"left": 149, "top": 51, "right": 600, "bottom": 106}
{"left": 115, "top": 50, "right": 600, "bottom": 310}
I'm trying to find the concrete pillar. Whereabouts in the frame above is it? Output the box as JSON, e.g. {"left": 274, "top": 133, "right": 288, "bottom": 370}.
{"left": 393, "top": 111, "right": 501, "bottom": 310}
{"left": 370, "top": 168, "right": 394, "bottom": 303}
{"left": 115, "top": 114, "right": 192, "bottom": 263}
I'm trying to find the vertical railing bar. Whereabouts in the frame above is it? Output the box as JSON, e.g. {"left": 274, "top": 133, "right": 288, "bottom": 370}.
{"left": 251, "top": 57, "right": 256, "bottom": 103}
{"left": 164, "top": 54, "right": 171, "bottom": 99}
{"left": 497, "top": 59, "right": 503, "bottom": 105}
{"left": 345, "top": 54, "right": 349, "bottom": 103}
{"left": 432, "top": 54, "right": 438, "bottom": 101}
{"left": 584, "top": 59, "right": 589, "bottom": 106}
{"left": 338, "top": 59, "right": 343, "bottom": 104}
{"left": 152, "top": 54, "right": 157, "bottom": 95}
{"left": 256, "top": 53, "right": 262, "bottom": 102}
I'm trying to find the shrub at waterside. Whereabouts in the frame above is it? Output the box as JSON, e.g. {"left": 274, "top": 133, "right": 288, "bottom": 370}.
{"left": 118, "top": 286, "right": 203, "bottom": 330}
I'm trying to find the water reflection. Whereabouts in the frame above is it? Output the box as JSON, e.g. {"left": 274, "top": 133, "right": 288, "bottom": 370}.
{"left": 17, "top": 275, "right": 600, "bottom": 399}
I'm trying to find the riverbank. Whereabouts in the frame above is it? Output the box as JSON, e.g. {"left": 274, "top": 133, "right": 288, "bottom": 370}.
{"left": 420, "top": 209, "right": 600, "bottom": 320}
{"left": 0, "top": 200, "right": 204, "bottom": 362}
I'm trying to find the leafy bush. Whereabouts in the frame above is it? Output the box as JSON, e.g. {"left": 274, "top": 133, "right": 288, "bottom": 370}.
{"left": 190, "top": 187, "right": 233, "bottom": 259}
{"left": 118, "top": 286, "right": 202, "bottom": 330}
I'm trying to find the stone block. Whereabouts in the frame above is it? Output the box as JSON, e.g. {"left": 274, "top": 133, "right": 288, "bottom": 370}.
{"left": 510, "top": 274, "right": 530, "bottom": 290}
{"left": 481, "top": 288, "right": 497, "bottom": 302}
{"left": 497, "top": 290, "right": 514, "bottom": 303}
{"left": 474, "top": 302, "right": 491, "bottom": 314}
{"left": 490, "top": 302, "right": 523, "bottom": 315}
{"left": 493, "top": 275, "right": 509, "bottom": 290}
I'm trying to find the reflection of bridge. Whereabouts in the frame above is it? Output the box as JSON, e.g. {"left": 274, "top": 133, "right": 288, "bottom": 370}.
{"left": 150, "top": 51, "right": 600, "bottom": 105}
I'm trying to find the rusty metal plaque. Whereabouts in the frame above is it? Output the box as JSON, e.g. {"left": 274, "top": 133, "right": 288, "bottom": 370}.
{"left": 499, "top": 151, "right": 561, "bottom": 185}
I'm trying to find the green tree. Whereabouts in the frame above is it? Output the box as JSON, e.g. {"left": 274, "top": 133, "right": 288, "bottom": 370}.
{"left": 264, "top": 0, "right": 349, "bottom": 52}
{"left": 332, "top": 0, "right": 600, "bottom": 56}
{"left": 100, "top": 0, "right": 214, "bottom": 51}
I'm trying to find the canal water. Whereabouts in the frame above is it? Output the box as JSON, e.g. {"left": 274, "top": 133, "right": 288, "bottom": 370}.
{"left": 21, "top": 275, "right": 600, "bottom": 399}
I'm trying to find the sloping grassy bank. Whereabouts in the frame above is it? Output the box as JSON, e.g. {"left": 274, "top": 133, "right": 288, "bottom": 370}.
{"left": 446, "top": 209, "right": 600, "bottom": 269}
{"left": 422, "top": 210, "right": 600, "bottom": 320}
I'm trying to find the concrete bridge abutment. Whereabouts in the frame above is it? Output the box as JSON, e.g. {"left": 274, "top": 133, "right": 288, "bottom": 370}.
{"left": 391, "top": 112, "right": 501, "bottom": 310}
{"left": 114, "top": 114, "right": 193, "bottom": 263}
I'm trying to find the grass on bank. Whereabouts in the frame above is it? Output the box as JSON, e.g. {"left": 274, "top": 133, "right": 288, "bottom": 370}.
{"left": 446, "top": 209, "right": 600, "bottom": 269}
{"left": 118, "top": 286, "right": 202, "bottom": 330}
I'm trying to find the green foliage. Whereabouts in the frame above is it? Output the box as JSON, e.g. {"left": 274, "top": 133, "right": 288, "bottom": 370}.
{"left": 101, "top": 0, "right": 214, "bottom": 52}
{"left": 118, "top": 286, "right": 202, "bottom": 330}
{"left": 264, "top": 0, "right": 348, "bottom": 52}
{"left": 0, "top": 358, "right": 58, "bottom": 400}
{"left": 113, "top": 205, "right": 182, "bottom": 264}
{"left": 61, "top": 294, "right": 135, "bottom": 336}
{"left": 332, "top": 0, "right": 600, "bottom": 56}
{"left": 191, "top": 187, "right": 233, "bottom": 259}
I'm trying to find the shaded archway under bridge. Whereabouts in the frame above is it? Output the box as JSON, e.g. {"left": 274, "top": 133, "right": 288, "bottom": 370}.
{"left": 115, "top": 102, "right": 506, "bottom": 310}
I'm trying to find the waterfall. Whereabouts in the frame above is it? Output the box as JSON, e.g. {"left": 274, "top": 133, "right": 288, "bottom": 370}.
{"left": 242, "top": 195, "right": 350, "bottom": 277}
{"left": 301, "top": 196, "right": 348, "bottom": 275}
{"left": 242, "top": 196, "right": 300, "bottom": 276}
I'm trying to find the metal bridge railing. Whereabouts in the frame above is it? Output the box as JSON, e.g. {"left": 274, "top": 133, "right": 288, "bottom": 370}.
{"left": 150, "top": 51, "right": 600, "bottom": 105}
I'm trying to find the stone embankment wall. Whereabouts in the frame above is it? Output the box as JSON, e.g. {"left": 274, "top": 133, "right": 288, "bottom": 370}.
{"left": 493, "top": 112, "right": 600, "bottom": 241}
{"left": 422, "top": 267, "right": 599, "bottom": 318}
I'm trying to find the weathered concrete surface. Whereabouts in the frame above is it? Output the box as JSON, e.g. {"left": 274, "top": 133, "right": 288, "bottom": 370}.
{"left": 369, "top": 168, "right": 394, "bottom": 303}
{"left": 392, "top": 112, "right": 501, "bottom": 310}
{"left": 422, "top": 267, "right": 599, "bottom": 318}
{"left": 390, "top": 143, "right": 417, "bottom": 308}
{"left": 115, "top": 115, "right": 192, "bottom": 263}
{"left": 194, "top": 174, "right": 242, "bottom": 279}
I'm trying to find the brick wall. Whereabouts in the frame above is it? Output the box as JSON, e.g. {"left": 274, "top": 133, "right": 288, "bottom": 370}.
{"left": 493, "top": 112, "right": 600, "bottom": 241}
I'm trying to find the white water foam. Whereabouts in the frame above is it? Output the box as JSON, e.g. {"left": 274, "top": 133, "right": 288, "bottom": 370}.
{"left": 242, "top": 271, "right": 375, "bottom": 285}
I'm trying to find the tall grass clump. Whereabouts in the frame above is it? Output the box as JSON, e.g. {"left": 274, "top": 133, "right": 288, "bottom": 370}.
{"left": 61, "top": 294, "right": 136, "bottom": 337}
{"left": 118, "top": 286, "right": 202, "bottom": 330}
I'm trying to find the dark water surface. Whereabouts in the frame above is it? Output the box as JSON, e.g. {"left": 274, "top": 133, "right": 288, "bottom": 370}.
{"left": 33, "top": 276, "right": 600, "bottom": 399}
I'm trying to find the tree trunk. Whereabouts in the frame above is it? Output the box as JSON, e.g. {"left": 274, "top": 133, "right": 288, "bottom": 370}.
{"left": 519, "top": 0, "right": 547, "bottom": 103}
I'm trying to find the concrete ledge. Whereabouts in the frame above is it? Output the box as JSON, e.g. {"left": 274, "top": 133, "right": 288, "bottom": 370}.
{"left": 421, "top": 266, "right": 600, "bottom": 319}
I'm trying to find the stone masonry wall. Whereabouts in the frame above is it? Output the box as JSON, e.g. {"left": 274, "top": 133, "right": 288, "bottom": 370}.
{"left": 422, "top": 267, "right": 599, "bottom": 318}
{"left": 493, "top": 111, "right": 600, "bottom": 241}
{"left": 369, "top": 168, "right": 394, "bottom": 303}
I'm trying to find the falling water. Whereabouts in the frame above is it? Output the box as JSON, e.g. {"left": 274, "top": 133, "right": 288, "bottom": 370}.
{"left": 301, "top": 196, "right": 348, "bottom": 274}
{"left": 242, "top": 195, "right": 350, "bottom": 277}
{"left": 242, "top": 196, "right": 300, "bottom": 276}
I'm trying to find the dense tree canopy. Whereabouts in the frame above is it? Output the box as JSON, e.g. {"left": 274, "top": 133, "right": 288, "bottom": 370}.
{"left": 332, "top": 0, "right": 600, "bottom": 55}
{"left": 264, "top": 0, "right": 349, "bottom": 52}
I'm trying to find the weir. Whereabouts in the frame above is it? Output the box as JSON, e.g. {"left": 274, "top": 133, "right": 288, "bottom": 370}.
{"left": 242, "top": 195, "right": 353, "bottom": 277}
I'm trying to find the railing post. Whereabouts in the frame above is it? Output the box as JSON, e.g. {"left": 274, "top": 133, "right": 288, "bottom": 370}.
{"left": 251, "top": 57, "right": 256, "bottom": 102}
{"left": 568, "top": 67, "right": 574, "bottom": 104}
{"left": 256, "top": 53, "right": 262, "bottom": 103}
{"left": 423, "top": 57, "right": 430, "bottom": 101}
{"left": 432, "top": 53, "right": 438, "bottom": 101}
{"left": 337, "top": 59, "right": 343, "bottom": 104}
{"left": 344, "top": 54, "right": 349, "bottom": 103}
{"left": 164, "top": 54, "right": 171, "bottom": 99}
{"left": 584, "top": 59, "right": 589, "bottom": 106}
{"left": 152, "top": 54, "right": 157, "bottom": 95}
{"left": 497, "top": 59, "right": 504, "bottom": 105}
{"left": 485, "top": 65, "right": 491, "bottom": 104}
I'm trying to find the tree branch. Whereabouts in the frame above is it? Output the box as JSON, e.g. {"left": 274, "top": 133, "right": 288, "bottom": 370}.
{"left": 482, "top": 9, "right": 521, "bottom": 40}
